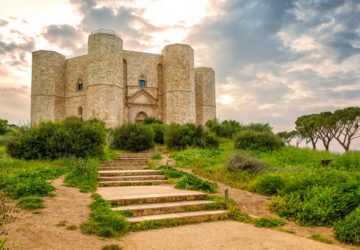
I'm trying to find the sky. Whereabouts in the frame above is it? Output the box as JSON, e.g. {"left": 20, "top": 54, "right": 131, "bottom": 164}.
{"left": 0, "top": 0, "right": 359, "bottom": 150}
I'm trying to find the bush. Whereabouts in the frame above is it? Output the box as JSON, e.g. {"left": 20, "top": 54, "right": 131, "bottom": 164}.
{"left": 226, "top": 152, "right": 265, "bottom": 173}
{"left": 234, "top": 130, "right": 284, "bottom": 151}
{"left": 206, "top": 119, "right": 241, "bottom": 138}
{"left": 7, "top": 117, "right": 107, "bottom": 159}
{"left": 150, "top": 123, "right": 166, "bottom": 144}
{"left": 111, "top": 124, "right": 154, "bottom": 152}
{"left": 164, "top": 124, "right": 219, "bottom": 150}
{"left": 7, "top": 177, "right": 54, "bottom": 199}
{"left": 250, "top": 175, "right": 286, "bottom": 195}
{"left": 142, "top": 117, "right": 163, "bottom": 124}
{"left": 334, "top": 206, "right": 360, "bottom": 244}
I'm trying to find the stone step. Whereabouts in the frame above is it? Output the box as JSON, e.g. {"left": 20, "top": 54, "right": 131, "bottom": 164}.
{"left": 101, "top": 161, "right": 148, "bottom": 166}
{"left": 113, "top": 200, "right": 214, "bottom": 216}
{"left": 127, "top": 210, "right": 228, "bottom": 223}
{"left": 98, "top": 180, "right": 167, "bottom": 187}
{"left": 99, "top": 166, "right": 149, "bottom": 171}
{"left": 98, "top": 170, "right": 163, "bottom": 177}
{"left": 98, "top": 175, "right": 166, "bottom": 181}
{"left": 103, "top": 190, "right": 206, "bottom": 206}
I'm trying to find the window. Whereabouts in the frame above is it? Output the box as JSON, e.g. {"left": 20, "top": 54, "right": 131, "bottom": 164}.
{"left": 77, "top": 79, "right": 84, "bottom": 91}
{"left": 138, "top": 74, "right": 146, "bottom": 87}
{"left": 78, "top": 106, "right": 83, "bottom": 117}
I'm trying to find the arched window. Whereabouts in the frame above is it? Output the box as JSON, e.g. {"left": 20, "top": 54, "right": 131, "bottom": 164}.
{"left": 77, "top": 79, "right": 84, "bottom": 91}
{"left": 138, "top": 74, "right": 146, "bottom": 87}
{"left": 78, "top": 106, "right": 83, "bottom": 117}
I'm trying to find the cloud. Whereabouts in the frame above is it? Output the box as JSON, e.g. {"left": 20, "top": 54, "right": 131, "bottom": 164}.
{"left": 68, "top": 0, "right": 162, "bottom": 50}
{"left": 41, "top": 24, "right": 85, "bottom": 51}
{"left": 186, "top": 0, "right": 360, "bottom": 132}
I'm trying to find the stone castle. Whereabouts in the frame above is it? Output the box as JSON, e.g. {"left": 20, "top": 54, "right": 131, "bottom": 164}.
{"left": 31, "top": 29, "right": 216, "bottom": 127}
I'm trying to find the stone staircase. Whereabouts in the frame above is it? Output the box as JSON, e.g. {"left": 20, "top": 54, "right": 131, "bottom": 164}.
{"left": 97, "top": 150, "right": 228, "bottom": 226}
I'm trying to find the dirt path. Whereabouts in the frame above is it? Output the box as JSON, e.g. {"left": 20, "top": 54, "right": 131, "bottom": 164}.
{"left": 122, "top": 221, "right": 345, "bottom": 250}
{"left": 4, "top": 177, "right": 119, "bottom": 250}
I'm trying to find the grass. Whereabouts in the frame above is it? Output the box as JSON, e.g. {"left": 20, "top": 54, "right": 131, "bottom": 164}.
{"left": 309, "top": 234, "right": 334, "bottom": 244}
{"left": 158, "top": 166, "right": 217, "bottom": 193}
{"left": 80, "top": 194, "right": 128, "bottom": 237}
{"left": 254, "top": 217, "right": 285, "bottom": 228}
{"left": 66, "top": 224, "right": 77, "bottom": 230}
{"left": 17, "top": 195, "right": 44, "bottom": 210}
{"left": 102, "top": 245, "right": 122, "bottom": 250}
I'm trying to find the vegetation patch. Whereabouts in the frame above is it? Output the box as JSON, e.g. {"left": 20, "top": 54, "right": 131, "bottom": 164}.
{"left": 254, "top": 217, "right": 285, "bottom": 228}
{"left": 164, "top": 123, "right": 219, "bottom": 150}
{"left": 226, "top": 152, "right": 265, "bottom": 173}
{"left": 110, "top": 123, "right": 154, "bottom": 152}
{"left": 7, "top": 117, "right": 107, "bottom": 159}
{"left": 158, "top": 166, "right": 217, "bottom": 193}
{"left": 64, "top": 159, "right": 98, "bottom": 192}
{"left": 66, "top": 224, "right": 77, "bottom": 230}
{"left": 234, "top": 130, "right": 284, "bottom": 151}
{"left": 80, "top": 194, "right": 128, "bottom": 237}
{"left": 102, "top": 244, "right": 122, "bottom": 250}
{"left": 334, "top": 206, "right": 360, "bottom": 245}
{"left": 17, "top": 195, "right": 44, "bottom": 210}
{"left": 309, "top": 234, "right": 333, "bottom": 244}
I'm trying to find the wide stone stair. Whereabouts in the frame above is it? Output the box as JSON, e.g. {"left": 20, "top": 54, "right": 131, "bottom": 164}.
{"left": 97, "top": 150, "right": 228, "bottom": 226}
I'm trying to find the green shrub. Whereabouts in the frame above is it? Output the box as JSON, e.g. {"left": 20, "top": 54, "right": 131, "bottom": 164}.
{"left": 111, "top": 124, "right": 154, "bottom": 152}
{"left": 255, "top": 217, "right": 285, "bottom": 228}
{"left": 226, "top": 152, "right": 265, "bottom": 173}
{"left": 234, "top": 131, "right": 284, "bottom": 151}
{"left": 270, "top": 183, "right": 360, "bottom": 226}
{"left": 250, "top": 175, "right": 286, "bottom": 195}
{"left": 142, "top": 117, "right": 163, "bottom": 124}
{"left": 17, "top": 195, "right": 44, "bottom": 210}
{"left": 81, "top": 194, "right": 128, "bottom": 237}
{"left": 164, "top": 124, "right": 219, "bottom": 150}
{"left": 159, "top": 166, "right": 184, "bottom": 178}
{"left": 206, "top": 119, "right": 241, "bottom": 138}
{"left": 334, "top": 206, "right": 360, "bottom": 244}
{"left": 150, "top": 123, "right": 166, "bottom": 144}
{"left": 175, "top": 174, "right": 217, "bottom": 193}
{"left": 7, "top": 117, "right": 106, "bottom": 159}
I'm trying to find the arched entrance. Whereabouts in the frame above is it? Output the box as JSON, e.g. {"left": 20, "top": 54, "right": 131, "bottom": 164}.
{"left": 135, "top": 111, "right": 147, "bottom": 123}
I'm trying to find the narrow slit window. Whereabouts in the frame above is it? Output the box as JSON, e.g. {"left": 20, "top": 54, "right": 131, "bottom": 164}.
{"left": 138, "top": 74, "right": 146, "bottom": 87}
{"left": 77, "top": 80, "right": 84, "bottom": 91}
{"left": 78, "top": 106, "right": 83, "bottom": 117}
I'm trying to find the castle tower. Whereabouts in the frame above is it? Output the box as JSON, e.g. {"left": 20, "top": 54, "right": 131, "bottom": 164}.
{"left": 31, "top": 50, "right": 65, "bottom": 124}
{"left": 162, "top": 44, "right": 196, "bottom": 124}
{"left": 195, "top": 67, "right": 216, "bottom": 125}
{"left": 86, "top": 30, "right": 124, "bottom": 127}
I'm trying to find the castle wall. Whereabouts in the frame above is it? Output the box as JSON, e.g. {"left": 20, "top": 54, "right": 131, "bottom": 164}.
{"left": 162, "top": 44, "right": 196, "bottom": 124}
{"left": 86, "top": 32, "right": 124, "bottom": 127}
{"left": 64, "top": 55, "right": 87, "bottom": 118}
{"left": 31, "top": 50, "right": 65, "bottom": 124}
{"left": 195, "top": 67, "right": 216, "bottom": 125}
{"left": 30, "top": 31, "right": 216, "bottom": 127}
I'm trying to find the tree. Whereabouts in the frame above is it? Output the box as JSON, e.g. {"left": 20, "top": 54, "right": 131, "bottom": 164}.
{"left": 0, "top": 119, "right": 8, "bottom": 135}
{"left": 315, "top": 112, "right": 336, "bottom": 151}
{"left": 277, "top": 131, "right": 296, "bottom": 146}
{"left": 332, "top": 107, "right": 360, "bottom": 151}
{"left": 295, "top": 114, "right": 319, "bottom": 150}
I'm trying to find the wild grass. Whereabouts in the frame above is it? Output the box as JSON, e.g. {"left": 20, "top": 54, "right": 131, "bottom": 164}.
{"left": 309, "top": 234, "right": 333, "bottom": 244}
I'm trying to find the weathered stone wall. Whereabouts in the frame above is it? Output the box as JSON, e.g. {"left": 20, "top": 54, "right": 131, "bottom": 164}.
{"left": 65, "top": 55, "right": 87, "bottom": 118}
{"left": 195, "top": 67, "right": 216, "bottom": 125}
{"left": 31, "top": 50, "right": 65, "bottom": 124}
{"left": 30, "top": 31, "right": 216, "bottom": 127}
{"left": 162, "top": 44, "right": 196, "bottom": 124}
{"left": 86, "top": 32, "right": 124, "bottom": 127}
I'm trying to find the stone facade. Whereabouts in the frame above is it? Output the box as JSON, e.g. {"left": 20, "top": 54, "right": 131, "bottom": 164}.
{"left": 31, "top": 30, "right": 216, "bottom": 127}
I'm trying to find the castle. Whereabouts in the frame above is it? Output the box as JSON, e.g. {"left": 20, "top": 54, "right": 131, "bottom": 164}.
{"left": 31, "top": 30, "right": 216, "bottom": 127}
